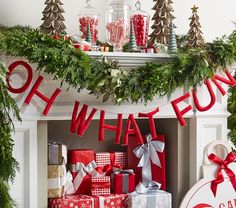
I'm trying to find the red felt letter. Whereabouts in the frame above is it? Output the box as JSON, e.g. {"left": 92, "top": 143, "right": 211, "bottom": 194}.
{"left": 171, "top": 92, "right": 192, "bottom": 126}
{"left": 219, "top": 204, "right": 225, "bottom": 208}
{"left": 7, "top": 61, "right": 33, "bottom": 93}
{"left": 138, "top": 108, "right": 159, "bottom": 139}
{"left": 123, "top": 114, "right": 143, "bottom": 145}
{"left": 99, "top": 110, "right": 122, "bottom": 144}
{"left": 192, "top": 80, "right": 216, "bottom": 112}
{"left": 24, "top": 76, "right": 61, "bottom": 115}
{"left": 228, "top": 201, "right": 233, "bottom": 208}
{"left": 212, "top": 69, "right": 236, "bottom": 96}
{"left": 70, "top": 101, "right": 97, "bottom": 136}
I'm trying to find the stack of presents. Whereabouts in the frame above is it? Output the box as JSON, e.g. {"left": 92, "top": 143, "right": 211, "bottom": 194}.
{"left": 48, "top": 134, "right": 172, "bottom": 208}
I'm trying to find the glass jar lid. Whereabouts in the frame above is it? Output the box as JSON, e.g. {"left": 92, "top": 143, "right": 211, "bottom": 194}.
{"left": 132, "top": 0, "right": 149, "bottom": 17}
{"left": 79, "top": 0, "right": 99, "bottom": 16}
{"left": 106, "top": 0, "right": 131, "bottom": 10}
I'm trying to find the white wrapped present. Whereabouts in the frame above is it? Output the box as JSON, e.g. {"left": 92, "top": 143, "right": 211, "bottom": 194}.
{"left": 127, "top": 191, "right": 171, "bottom": 208}
{"left": 127, "top": 182, "right": 171, "bottom": 208}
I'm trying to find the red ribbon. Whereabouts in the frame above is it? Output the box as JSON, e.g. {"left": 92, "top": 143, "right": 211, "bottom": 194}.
{"left": 97, "top": 152, "right": 121, "bottom": 176}
{"left": 91, "top": 182, "right": 110, "bottom": 189}
{"left": 208, "top": 152, "right": 236, "bottom": 197}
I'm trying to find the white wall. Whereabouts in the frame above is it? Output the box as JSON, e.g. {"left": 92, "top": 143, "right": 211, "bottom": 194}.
{"left": 0, "top": 0, "right": 236, "bottom": 42}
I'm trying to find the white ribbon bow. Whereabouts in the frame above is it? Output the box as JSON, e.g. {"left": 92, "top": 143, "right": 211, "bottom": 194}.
{"left": 72, "top": 160, "right": 100, "bottom": 191}
{"left": 63, "top": 171, "right": 76, "bottom": 195}
{"left": 135, "top": 181, "right": 161, "bottom": 194}
{"left": 133, "top": 134, "right": 165, "bottom": 185}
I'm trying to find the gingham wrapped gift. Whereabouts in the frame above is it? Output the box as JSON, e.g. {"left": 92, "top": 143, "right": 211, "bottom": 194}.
{"left": 95, "top": 152, "right": 127, "bottom": 175}
{"left": 91, "top": 176, "right": 111, "bottom": 196}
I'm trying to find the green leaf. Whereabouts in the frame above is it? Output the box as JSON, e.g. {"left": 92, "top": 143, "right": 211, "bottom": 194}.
{"left": 102, "top": 93, "right": 110, "bottom": 102}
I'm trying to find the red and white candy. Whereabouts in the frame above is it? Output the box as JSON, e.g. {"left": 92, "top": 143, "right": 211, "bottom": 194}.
{"left": 106, "top": 18, "right": 129, "bottom": 49}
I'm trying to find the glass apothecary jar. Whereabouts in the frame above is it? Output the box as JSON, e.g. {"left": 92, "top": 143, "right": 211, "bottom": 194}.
{"left": 131, "top": 0, "right": 150, "bottom": 48}
{"left": 106, "top": 0, "right": 131, "bottom": 52}
{"left": 79, "top": 0, "right": 99, "bottom": 44}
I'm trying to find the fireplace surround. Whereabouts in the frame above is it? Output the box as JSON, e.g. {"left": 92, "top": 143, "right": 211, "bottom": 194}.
{"left": 6, "top": 53, "right": 230, "bottom": 208}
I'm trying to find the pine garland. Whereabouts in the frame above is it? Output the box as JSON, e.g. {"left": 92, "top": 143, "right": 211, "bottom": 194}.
{"left": 0, "top": 26, "right": 219, "bottom": 103}
{"left": 0, "top": 61, "right": 21, "bottom": 208}
{"left": 227, "top": 71, "right": 236, "bottom": 149}
{"left": 0, "top": 179, "right": 17, "bottom": 208}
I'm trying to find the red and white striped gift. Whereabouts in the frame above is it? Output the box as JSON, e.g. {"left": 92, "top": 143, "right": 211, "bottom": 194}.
{"left": 95, "top": 152, "right": 127, "bottom": 171}
{"left": 91, "top": 176, "right": 111, "bottom": 196}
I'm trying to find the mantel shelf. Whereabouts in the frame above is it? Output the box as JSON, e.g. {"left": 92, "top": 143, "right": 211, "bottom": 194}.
{"left": 86, "top": 51, "right": 172, "bottom": 68}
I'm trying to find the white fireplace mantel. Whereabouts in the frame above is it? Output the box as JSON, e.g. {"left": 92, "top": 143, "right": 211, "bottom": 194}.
{"left": 5, "top": 53, "right": 230, "bottom": 208}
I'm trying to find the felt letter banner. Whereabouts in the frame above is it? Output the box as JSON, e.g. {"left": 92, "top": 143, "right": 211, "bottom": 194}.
{"left": 171, "top": 92, "right": 192, "bottom": 127}
{"left": 7, "top": 60, "right": 236, "bottom": 143}
{"left": 70, "top": 101, "right": 97, "bottom": 136}
{"left": 212, "top": 69, "right": 236, "bottom": 96}
{"left": 138, "top": 108, "right": 159, "bottom": 139}
{"left": 7, "top": 61, "right": 33, "bottom": 93}
{"left": 123, "top": 114, "right": 143, "bottom": 145}
{"left": 192, "top": 80, "right": 216, "bottom": 112}
{"left": 24, "top": 76, "right": 61, "bottom": 115}
{"left": 98, "top": 110, "right": 123, "bottom": 144}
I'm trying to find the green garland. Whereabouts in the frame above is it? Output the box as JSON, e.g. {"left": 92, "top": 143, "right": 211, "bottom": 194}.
{"left": 0, "top": 61, "right": 21, "bottom": 208}
{"left": 0, "top": 26, "right": 223, "bottom": 103}
{"left": 228, "top": 73, "right": 236, "bottom": 149}
{"left": 1, "top": 26, "right": 236, "bottom": 104}
{"left": 1, "top": 25, "right": 236, "bottom": 207}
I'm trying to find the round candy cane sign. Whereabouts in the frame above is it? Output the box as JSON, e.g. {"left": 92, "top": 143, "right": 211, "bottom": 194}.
{"left": 180, "top": 178, "right": 236, "bottom": 208}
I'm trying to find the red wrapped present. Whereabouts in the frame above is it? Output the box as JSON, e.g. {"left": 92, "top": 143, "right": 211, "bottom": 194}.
{"left": 95, "top": 152, "right": 127, "bottom": 175}
{"left": 68, "top": 149, "right": 99, "bottom": 194}
{"left": 49, "top": 194, "right": 127, "bottom": 208}
{"left": 91, "top": 176, "right": 111, "bottom": 196}
{"left": 111, "top": 169, "right": 135, "bottom": 194}
{"left": 127, "top": 134, "right": 166, "bottom": 190}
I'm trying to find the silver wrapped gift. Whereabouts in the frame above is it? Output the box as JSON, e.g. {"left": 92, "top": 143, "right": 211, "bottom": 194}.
{"left": 48, "top": 143, "right": 67, "bottom": 165}
{"left": 127, "top": 190, "right": 172, "bottom": 208}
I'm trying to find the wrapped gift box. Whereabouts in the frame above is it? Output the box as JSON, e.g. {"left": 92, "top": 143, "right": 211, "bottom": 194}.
{"left": 111, "top": 170, "right": 135, "bottom": 194}
{"left": 68, "top": 149, "right": 97, "bottom": 194}
{"left": 95, "top": 152, "right": 127, "bottom": 175}
{"left": 127, "top": 191, "right": 172, "bottom": 208}
{"left": 48, "top": 143, "right": 67, "bottom": 165}
{"left": 127, "top": 135, "right": 166, "bottom": 190}
{"left": 48, "top": 165, "right": 65, "bottom": 198}
{"left": 91, "top": 176, "right": 111, "bottom": 196}
{"left": 49, "top": 194, "right": 127, "bottom": 208}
